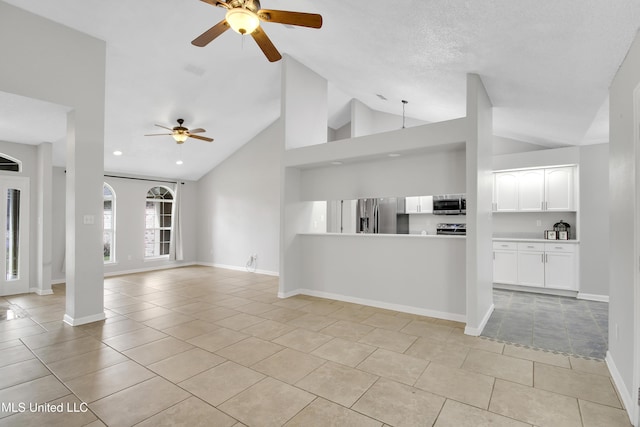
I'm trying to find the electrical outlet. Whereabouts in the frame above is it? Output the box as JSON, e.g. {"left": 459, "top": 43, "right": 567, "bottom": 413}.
{"left": 536, "top": 220, "right": 542, "bottom": 227}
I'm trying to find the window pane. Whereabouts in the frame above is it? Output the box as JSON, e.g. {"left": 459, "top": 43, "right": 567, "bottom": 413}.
{"left": 103, "top": 231, "right": 112, "bottom": 261}
{"left": 145, "top": 187, "right": 173, "bottom": 257}
{"left": 6, "top": 189, "right": 20, "bottom": 280}
{"left": 0, "top": 156, "right": 19, "bottom": 172}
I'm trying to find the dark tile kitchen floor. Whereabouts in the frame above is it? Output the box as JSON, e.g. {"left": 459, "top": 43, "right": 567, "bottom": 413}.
{"left": 481, "top": 289, "right": 608, "bottom": 359}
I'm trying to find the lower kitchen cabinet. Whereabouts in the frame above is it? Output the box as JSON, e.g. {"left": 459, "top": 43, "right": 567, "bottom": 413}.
{"left": 544, "top": 243, "right": 577, "bottom": 290}
{"left": 493, "top": 242, "right": 518, "bottom": 284}
{"left": 517, "top": 243, "right": 545, "bottom": 287}
{"left": 493, "top": 240, "right": 578, "bottom": 291}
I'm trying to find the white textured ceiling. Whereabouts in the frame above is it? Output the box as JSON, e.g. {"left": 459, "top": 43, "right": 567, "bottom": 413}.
{"left": 1, "top": 0, "right": 639, "bottom": 180}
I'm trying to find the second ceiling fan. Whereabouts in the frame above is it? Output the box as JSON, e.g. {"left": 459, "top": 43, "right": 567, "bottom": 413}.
{"left": 192, "top": 0, "right": 323, "bottom": 62}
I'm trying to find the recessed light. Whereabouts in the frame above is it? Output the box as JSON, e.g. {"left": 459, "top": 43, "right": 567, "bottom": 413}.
{"left": 113, "top": 150, "right": 123, "bottom": 156}
{"left": 176, "top": 160, "right": 183, "bottom": 165}
{"left": 388, "top": 153, "right": 401, "bottom": 157}
{"left": 331, "top": 161, "right": 343, "bottom": 165}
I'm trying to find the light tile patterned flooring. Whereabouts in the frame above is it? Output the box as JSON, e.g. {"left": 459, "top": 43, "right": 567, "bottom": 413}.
{"left": 0, "top": 266, "right": 631, "bottom": 426}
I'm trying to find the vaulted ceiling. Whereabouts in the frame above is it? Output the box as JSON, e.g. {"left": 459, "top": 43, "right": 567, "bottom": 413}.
{"left": 1, "top": 0, "right": 638, "bottom": 180}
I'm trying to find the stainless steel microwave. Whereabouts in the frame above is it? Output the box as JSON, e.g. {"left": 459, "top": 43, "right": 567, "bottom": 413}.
{"left": 433, "top": 194, "right": 466, "bottom": 215}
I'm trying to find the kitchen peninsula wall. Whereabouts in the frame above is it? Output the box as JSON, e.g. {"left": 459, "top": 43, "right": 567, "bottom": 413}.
{"left": 280, "top": 56, "right": 494, "bottom": 334}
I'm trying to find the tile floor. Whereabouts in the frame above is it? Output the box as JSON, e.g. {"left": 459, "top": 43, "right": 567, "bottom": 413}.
{"left": 482, "top": 289, "right": 609, "bottom": 359}
{"left": 0, "top": 266, "right": 631, "bottom": 426}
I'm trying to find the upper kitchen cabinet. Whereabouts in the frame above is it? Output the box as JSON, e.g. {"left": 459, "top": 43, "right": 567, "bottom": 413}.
{"left": 518, "top": 169, "right": 545, "bottom": 211}
{"left": 493, "top": 166, "right": 576, "bottom": 212}
{"left": 404, "top": 196, "right": 433, "bottom": 214}
{"left": 544, "top": 167, "right": 575, "bottom": 211}
{"left": 493, "top": 171, "right": 519, "bottom": 211}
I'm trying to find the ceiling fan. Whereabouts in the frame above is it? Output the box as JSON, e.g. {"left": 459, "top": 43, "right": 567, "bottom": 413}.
{"left": 192, "top": 0, "right": 323, "bottom": 62}
{"left": 145, "top": 119, "right": 214, "bottom": 144}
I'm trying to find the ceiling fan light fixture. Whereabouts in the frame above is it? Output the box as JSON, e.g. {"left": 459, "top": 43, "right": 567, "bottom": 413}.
{"left": 172, "top": 131, "right": 188, "bottom": 143}
{"left": 226, "top": 8, "right": 260, "bottom": 35}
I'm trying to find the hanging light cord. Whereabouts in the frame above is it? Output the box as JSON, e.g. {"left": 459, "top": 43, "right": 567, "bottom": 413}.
{"left": 402, "top": 100, "right": 408, "bottom": 129}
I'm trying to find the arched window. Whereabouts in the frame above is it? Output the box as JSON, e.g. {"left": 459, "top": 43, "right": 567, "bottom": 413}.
{"left": 103, "top": 183, "right": 116, "bottom": 263}
{"left": 145, "top": 186, "right": 173, "bottom": 258}
{"left": 0, "top": 154, "right": 21, "bottom": 172}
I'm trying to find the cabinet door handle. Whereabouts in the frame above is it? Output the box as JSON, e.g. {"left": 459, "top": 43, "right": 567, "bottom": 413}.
{"left": 554, "top": 246, "right": 562, "bottom": 249}
{"left": 501, "top": 244, "right": 509, "bottom": 247}
{"left": 545, "top": 254, "right": 548, "bottom": 263}
{"left": 541, "top": 201, "right": 544, "bottom": 210}
{"left": 541, "top": 254, "right": 544, "bottom": 263}
{"left": 493, "top": 252, "right": 495, "bottom": 260}
{"left": 527, "top": 245, "right": 534, "bottom": 248}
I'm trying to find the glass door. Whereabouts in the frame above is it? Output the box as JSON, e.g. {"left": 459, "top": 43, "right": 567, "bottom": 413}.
{"left": 0, "top": 177, "right": 29, "bottom": 296}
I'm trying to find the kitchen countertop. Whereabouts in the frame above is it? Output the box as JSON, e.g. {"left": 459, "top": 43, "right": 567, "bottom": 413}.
{"left": 299, "top": 232, "right": 466, "bottom": 239}
{"left": 493, "top": 237, "right": 580, "bottom": 244}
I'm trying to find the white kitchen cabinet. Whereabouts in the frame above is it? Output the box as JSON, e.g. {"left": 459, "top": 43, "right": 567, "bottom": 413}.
{"left": 419, "top": 196, "right": 433, "bottom": 214}
{"left": 493, "top": 172, "right": 518, "bottom": 212}
{"left": 516, "top": 243, "right": 545, "bottom": 287}
{"left": 492, "top": 166, "right": 576, "bottom": 212}
{"left": 404, "top": 196, "right": 433, "bottom": 213}
{"left": 405, "top": 197, "right": 420, "bottom": 213}
{"left": 545, "top": 167, "right": 575, "bottom": 211}
{"left": 518, "top": 169, "right": 545, "bottom": 211}
{"left": 493, "top": 240, "right": 579, "bottom": 291}
{"left": 493, "top": 242, "right": 518, "bottom": 284}
{"left": 544, "top": 243, "right": 577, "bottom": 290}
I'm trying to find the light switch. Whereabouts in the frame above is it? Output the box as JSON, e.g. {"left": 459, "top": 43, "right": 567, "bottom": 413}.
{"left": 83, "top": 215, "right": 95, "bottom": 225}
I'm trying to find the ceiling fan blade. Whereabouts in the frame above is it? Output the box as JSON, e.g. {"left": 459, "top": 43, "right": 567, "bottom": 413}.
{"left": 192, "top": 19, "right": 230, "bottom": 47}
{"left": 189, "top": 134, "right": 214, "bottom": 142}
{"left": 251, "top": 27, "right": 282, "bottom": 62}
{"left": 189, "top": 128, "right": 206, "bottom": 134}
{"left": 200, "top": 0, "right": 228, "bottom": 7}
{"left": 154, "top": 124, "right": 173, "bottom": 131}
{"left": 144, "top": 133, "right": 172, "bottom": 136}
{"left": 257, "top": 9, "right": 322, "bottom": 29}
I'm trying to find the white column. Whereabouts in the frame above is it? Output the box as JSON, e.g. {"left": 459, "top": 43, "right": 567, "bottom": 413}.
{"left": 464, "top": 73, "right": 494, "bottom": 335}
{"left": 35, "top": 142, "right": 53, "bottom": 295}
{"left": 63, "top": 109, "right": 105, "bottom": 326}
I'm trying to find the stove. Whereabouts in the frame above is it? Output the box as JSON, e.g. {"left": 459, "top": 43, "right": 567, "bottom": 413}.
{"left": 436, "top": 223, "right": 466, "bottom": 236}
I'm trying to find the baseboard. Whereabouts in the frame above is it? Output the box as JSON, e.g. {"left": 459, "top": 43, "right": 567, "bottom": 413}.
{"left": 279, "top": 288, "right": 466, "bottom": 323}
{"left": 63, "top": 312, "right": 106, "bottom": 327}
{"left": 577, "top": 292, "right": 610, "bottom": 303}
{"left": 494, "top": 283, "right": 578, "bottom": 298}
{"left": 29, "top": 287, "right": 54, "bottom": 295}
{"left": 464, "top": 303, "right": 495, "bottom": 337}
{"left": 605, "top": 351, "right": 636, "bottom": 425}
{"left": 198, "top": 262, "right": 279, "bottom": 277}
{"left": 103, "top": 262, "right": 197, "bottom": 278}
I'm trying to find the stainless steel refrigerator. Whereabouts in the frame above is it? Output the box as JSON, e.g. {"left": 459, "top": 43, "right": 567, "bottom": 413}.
{"left": 356, "top": 198, "right": 409, "bottom": 234}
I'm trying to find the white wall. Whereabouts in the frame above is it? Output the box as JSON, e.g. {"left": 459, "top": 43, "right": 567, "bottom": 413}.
{"left": 299, "top": 150, "right": 466, "bottom": 202}
{"left": 282, "top": 55, "right": 327, "bottom": 150}
{"left": 197, "top": 120, "right": 281, "bottom": 275}
{"left": 51, "top": 168, "right": 199, "bottom": 281}
{"left": 493, "top": 136, "right": 548, "bottom": 155}
{"left": 351, "top": 99, "right": 428, "bottom": 138}
{"left": 578, "top": 144, "right": 609, "bottom": 298}
{"left": 298, "top": 234, "right": 467, "bottom": 320}
{"left": 608, "top": 26, "right": 640, "bottom": 423}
